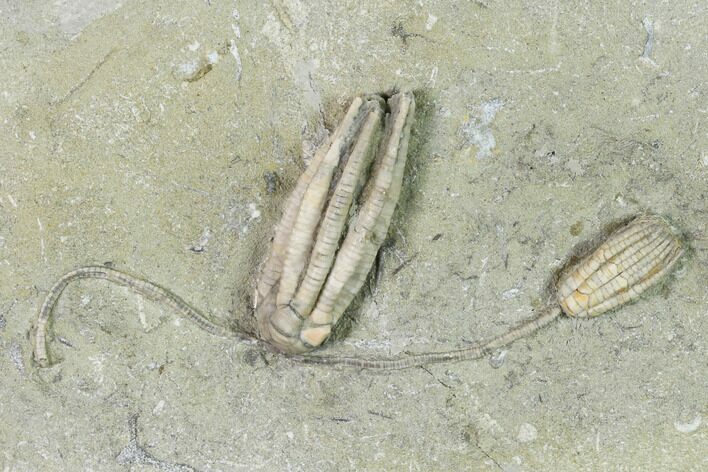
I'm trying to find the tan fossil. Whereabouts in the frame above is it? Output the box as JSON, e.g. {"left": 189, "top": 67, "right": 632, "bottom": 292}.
{"left": 33, "top": 91, "right": 416, "bottom": 366}
{"left": 32, "top": 91, "right": 684, "bottom": 370}
{"left": 254, "top": 92, "right": 415, "bottom": 353}
{"left": 293, "top": 214, "right": 684, "bottom": 368}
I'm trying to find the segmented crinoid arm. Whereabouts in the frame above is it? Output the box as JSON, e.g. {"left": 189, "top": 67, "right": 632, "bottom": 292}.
{"left": 557, "top": 215, "right": 684, "bottom": 317}
{"left": 255, "top": 96, "right": 370, "bottom": 312}
{"left": 294, "top": 214, "right": 684, "bottom": 369}
{"left": 300, "top": 93, "right": 416, "bottom": 346}
{"left": 32, "top": 266, "right": 256, "bottom": 367}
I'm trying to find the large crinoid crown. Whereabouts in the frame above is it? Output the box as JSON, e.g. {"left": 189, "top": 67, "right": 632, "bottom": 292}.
{"left": 255, "top": 93, "right": 416, "bottom": 354}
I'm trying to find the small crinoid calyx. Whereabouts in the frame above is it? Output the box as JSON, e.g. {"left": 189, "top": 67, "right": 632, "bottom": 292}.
{"left": 556, "top": 215, "right": 684, "bottom": 318}
{"left": 254, "top": 92, "right": 416, "bottom": 354}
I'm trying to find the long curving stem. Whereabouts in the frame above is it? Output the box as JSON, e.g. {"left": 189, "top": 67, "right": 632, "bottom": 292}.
{"left": 288, "top": 306, "right": 563, "bottom": 369}
{"left": 32, "top": 265, "right": 258, "bottom": 367}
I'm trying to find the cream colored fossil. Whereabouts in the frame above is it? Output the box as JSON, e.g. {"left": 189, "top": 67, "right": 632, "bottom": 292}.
{"left": 32, "top": 91, "right": 684, "bottom": 370}
{"left": 294, "top": 215, "right": 684, "bottom": 368}
{"left": 33, "top": 91, "right": 416, "bottom": 366}
{"left": 254, "top": 92, "right": 415, "bottom": 354}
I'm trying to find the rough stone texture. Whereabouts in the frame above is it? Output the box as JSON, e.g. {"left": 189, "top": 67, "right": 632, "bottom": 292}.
{"left": 1, "top": 0, "right": 705, "bottom": 470}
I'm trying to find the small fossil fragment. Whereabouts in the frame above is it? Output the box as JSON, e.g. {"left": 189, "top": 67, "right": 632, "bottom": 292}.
{"left": 116, "top": 414, "right": 197, "bottom": 471}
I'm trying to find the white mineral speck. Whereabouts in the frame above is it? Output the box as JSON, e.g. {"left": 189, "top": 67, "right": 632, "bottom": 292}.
{"left": 489, "top": 349, "right": 507, "bottom": 368}
{"left": 517, "top": 423, "right": 538, "bottom": 443}
{"left": 460, "top": 99, "right": 504, "bottom": 159}
{"left": 153, "top": 400, "right": 166, "bottom": 415}
{"left": 9, "top": 343, "right": 24, "bottom": 375}
{"left": 428, "top": 66, "right": 438, "bottom": 85}
{"left": 249, "top": 203, "right": 261, "bottom": 219}
{"left": 564, "top": 158, "right": 584, "bottom": 177}
{"left": 425, "top": 13, "right": 438, "bottom": 31}
{"left": 674, "top": 415, "right": 701, "bottom": 434}
{"left": 230, "top": 40, "right": 243, "bottom": 81}
{"left": 502, "top": 288, "right": 520, "bottom": 300}
{"left": 177, "top": 61, "right": 199, "bottom": 77}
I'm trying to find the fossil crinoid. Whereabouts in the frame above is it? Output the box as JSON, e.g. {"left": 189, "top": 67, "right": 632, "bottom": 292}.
{"left": 253, "top": 92, "right": 416, "bottom": 353}
{"left": 294, "top": 214, "right": 684, "bottom": 369}
{"left": 556, "top": 215, "right": 684, "bottom": 318}
{"left": 32, "top": 92, "right": 685, "bottom": 371}
{"left": 32, "top": 92, "right": 416, "bottom": 366}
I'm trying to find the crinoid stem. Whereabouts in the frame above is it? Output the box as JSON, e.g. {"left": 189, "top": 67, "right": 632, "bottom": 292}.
{"left": 289, "top": 306, "right": 563, "bottom": 370}
{"left": 32, "top": 266, "right": 259, "bottom": 367}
